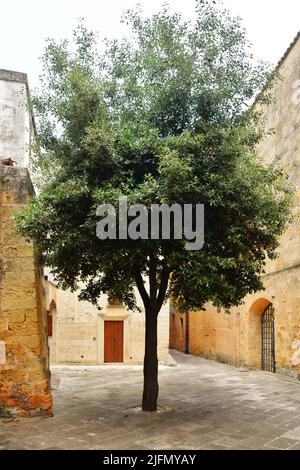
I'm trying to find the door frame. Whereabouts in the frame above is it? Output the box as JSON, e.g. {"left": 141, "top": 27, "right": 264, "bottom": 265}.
{"left": 97, "top": 312, "right": 131, "bottom": 364}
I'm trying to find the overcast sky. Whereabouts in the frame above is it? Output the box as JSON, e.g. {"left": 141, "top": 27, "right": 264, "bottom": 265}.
{"left": 1, "top": 0, "right": 299, "bottom": 88}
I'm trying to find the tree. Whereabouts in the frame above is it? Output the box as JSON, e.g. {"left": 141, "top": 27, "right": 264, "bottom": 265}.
{"left": 17, "top": 0, "right": 292, "bottom": 411}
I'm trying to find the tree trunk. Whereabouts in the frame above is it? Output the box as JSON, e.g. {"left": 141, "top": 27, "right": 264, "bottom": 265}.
{"left": 142, "top": 308, "right": 159, "bottom": 412}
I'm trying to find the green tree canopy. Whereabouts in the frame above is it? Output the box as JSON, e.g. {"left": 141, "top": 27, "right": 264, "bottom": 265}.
{"left": 18, "top": 0, "right": 293, "bottom": 411}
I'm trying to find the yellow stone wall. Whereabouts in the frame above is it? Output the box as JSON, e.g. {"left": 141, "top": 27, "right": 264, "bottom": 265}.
{"left": 0, "top": 166, "right": 52, "bottom": 417}
{"left": 172, "top": 34, "right": 300, "bottom": 379}
{"left": 46, "top": 281, "right": 170, "bottom": 365}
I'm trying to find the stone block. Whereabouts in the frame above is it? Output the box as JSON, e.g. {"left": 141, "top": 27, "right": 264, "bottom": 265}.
{"left": 0, "top": 341, "right": 6, "bottom": 364}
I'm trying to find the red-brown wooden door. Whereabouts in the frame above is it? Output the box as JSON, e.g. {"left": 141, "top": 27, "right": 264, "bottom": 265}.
{"left": 47, "top": 312, "right": 53, "bottom": 337}
{"left": 104, "top": 321, "right": 124, "bottom": 363}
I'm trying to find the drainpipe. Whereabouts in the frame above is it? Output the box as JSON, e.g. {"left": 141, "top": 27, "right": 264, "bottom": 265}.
{"left": 185, "top": 311, "right": 190, "bottom": 355}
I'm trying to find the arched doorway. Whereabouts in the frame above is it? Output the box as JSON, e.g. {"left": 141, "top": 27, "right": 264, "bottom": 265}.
{"left": 261, "top": 304, "right": 276, "bottom": 373}
{"left": 248, "top": 298, "right": 274, "bottom": 371}
{"left": 47, "top": 300, "right": 57, "bottom": 363}
{"left": 47, "top": 300, "right": 57, "bottom": 338}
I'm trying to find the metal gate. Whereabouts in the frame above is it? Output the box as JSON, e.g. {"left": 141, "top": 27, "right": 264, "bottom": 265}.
{"left": 261, "top": 304, "right": 276, "bottom": 373}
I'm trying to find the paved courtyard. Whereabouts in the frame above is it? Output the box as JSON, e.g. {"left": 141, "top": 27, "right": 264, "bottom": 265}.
{"left": 1, "top": 351, "right": 300, "bottom": 450}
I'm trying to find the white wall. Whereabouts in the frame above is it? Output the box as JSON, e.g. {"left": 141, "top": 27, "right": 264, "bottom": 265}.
{"left": 0, "top": 70, "right": 32, "bottom": 167}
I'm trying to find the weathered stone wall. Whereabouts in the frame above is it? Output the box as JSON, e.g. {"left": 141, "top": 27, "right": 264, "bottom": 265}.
{"left": 46, "top": 281, "right": 170, "bottom": 365}
{"left": 0, "top": 69, "right": 35, "bottom": 168}
{"left": 0, "top": 166, "right": 52, "bottom": 417}
{"left": 171, "top": 33, "right": 300, "bottom": 379}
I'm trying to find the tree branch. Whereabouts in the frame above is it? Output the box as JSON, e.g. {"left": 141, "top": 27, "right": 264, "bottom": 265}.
{"left": 134, "top": 270, "right": 150, "bottom": 311}
{"left": 156, "top": 266, "right": 170, "bottom": 314}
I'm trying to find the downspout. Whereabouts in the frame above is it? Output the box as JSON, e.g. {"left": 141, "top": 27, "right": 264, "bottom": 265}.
{"left": 185, "top": 311, "right": 190, "bottom": 354}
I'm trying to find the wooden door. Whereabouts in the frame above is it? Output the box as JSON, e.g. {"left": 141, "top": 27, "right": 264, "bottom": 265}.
{"left": 104, "top": 321, "right": 124, "bottom": 363}
{"left": 47, "top": 312, "right": 53, "bottom": 337}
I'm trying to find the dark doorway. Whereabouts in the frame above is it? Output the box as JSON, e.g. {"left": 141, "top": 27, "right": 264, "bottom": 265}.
{"left": 261, "top": 304, "right": 276, "bottom": 373}
{"left": 104, "top": 321, "right": 124, "bottom": 363}
{"left": 47, "top": 311, "right": 53, "bottom": 337}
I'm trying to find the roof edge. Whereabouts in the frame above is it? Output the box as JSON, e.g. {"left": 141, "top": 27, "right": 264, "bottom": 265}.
{"left": 0, "top": 68, "right": 28, "bottom": 85}
{"left": 275, "top": 31, "right": 300, "bottom": 72}
{"left": 253, "top": 30, "right": 300, "bottom": 107}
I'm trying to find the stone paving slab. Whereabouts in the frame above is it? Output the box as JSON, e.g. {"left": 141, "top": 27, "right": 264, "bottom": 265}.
{"left": 1, "top": 350, "right": 300, "bottom": 450}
